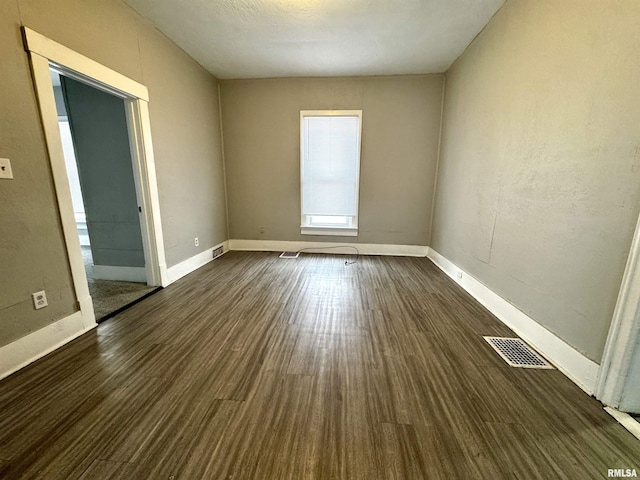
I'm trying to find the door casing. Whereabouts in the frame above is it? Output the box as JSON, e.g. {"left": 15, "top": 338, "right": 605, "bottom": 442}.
{"left": 24, "top": 27, "right": 168, "bottom": 329}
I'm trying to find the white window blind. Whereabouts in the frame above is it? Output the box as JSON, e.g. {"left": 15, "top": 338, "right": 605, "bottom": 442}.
{"left": 300, "top": 112, "right": 362, "bottom": 232}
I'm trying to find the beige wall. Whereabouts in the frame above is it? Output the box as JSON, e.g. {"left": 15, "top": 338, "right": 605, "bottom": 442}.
{"left": 0, "top": 0, "right": 227, "bottom": 347}
{"left": 221, "top": 75, "right": 444, "bottom": 246}
{"left": 431, "top": 0, "right": 640, "bottom": 362}
{"left": 136, "top": 23, "right": 227, "bottom": 265}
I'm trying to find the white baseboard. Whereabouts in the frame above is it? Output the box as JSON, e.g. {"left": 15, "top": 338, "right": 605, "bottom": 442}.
{"left": 427, "top": 248, "right": 600, "bottom": 395}
{"left": 92, "top": 265, "right": 147, "bottom": 283}
{"left": 605, "top": 407, "right": 640, "bottom": 441}
{"left": 166, "top": 240, "right": 229, "bottom": 285}
{"left": 228, "top": 239, "right": 429, "bottom": 257}
{"left": 0, "top": 311, "right": 96, "bottom": 381}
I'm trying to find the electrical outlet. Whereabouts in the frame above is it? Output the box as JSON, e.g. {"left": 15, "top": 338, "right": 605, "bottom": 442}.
{"left": 32, "top": 291, "right": 48, "bottom": 310}
{"left": 259, "top": 226, "right": 265, "bottom": 234}
{"left": 0, "top": 158, "right": 13, "bottom": 179}
{"left": 194, "top": 237, "right": 199, "bottom": 247}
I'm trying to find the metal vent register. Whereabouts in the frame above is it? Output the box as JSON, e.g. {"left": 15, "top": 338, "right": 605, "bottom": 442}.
{"left": 279, "top": 251, "right": 300, "bottom": 259}
{"left": 483, "top": 337, "right": 554, "bottom": 369}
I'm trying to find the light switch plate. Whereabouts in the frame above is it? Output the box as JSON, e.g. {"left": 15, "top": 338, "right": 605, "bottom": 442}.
{"left": 0, "top": 158, "right": 13, "bottom": 179}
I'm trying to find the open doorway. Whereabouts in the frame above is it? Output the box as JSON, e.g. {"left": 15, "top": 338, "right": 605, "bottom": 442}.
{"left": 50, "top": 70, "right": 159, "bottom": 321}
{"left": 24, "top": 27, "right": 168, "bottom": 331}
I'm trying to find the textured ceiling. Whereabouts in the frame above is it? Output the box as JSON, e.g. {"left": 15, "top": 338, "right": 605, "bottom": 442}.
{"left": 123, "top": 0, "right": 505, "bottom": 79}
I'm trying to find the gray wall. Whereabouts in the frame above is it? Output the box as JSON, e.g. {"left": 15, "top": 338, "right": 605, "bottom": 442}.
{"left": 62, "top": 76, "right": 145, "bottom": 268}
{"left": 0, "top": 0, "right": 227, "bottom": 347}
{"left": 431, "top": 0, "right": 640, "bottom": 362}
{"left": 221, "top": 75, "right": 444, "bottom": 246}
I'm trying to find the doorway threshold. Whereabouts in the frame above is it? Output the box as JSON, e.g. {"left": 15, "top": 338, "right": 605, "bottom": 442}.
{"left": 97, "top": 286, "right": 162, "bottom": 323}
{"left": 605, "top": 406, "right": 640, "bottom": 442}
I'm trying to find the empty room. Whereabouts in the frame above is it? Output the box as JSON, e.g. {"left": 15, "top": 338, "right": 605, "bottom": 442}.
{"left": 1, "top": 0, "right": 640, "bottom": 478}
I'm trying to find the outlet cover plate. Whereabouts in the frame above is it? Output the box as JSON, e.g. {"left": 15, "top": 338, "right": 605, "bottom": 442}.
{"left": 32, "top": 290, "right": 48, "bottom": 310}
{"left": 0, "top": 158, "right": 13, "bottom": 179}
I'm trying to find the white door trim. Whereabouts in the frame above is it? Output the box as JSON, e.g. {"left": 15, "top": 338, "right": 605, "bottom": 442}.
{"left": 24, "top": 28, "right": 149, "bottom": 101}
{"left": 596, "top": 212, "right": 640, "bottom": 409}
{"left": 28, "top": 52, "right": 96, "bottom": 329}
{"left": 24, "top": 27, "right": 168, "bottom": 331}
{"left": 124, "top": 99, "right": 169, "bottom": 286}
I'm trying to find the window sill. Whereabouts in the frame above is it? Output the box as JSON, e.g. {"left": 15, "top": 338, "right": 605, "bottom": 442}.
{"left": 300, "top": 226, "right": 358, "bottom": 237}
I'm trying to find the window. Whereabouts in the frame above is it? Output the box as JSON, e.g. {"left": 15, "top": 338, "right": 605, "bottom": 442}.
{"left": 300, "top": 110, "right": 362, "bottom": 236}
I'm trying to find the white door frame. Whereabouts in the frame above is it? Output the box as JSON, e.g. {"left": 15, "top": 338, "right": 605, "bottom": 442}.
{"left": 596, "top": 211, "right": 640, "bottom": 410}
{"left": 24, "top": 27, "right": 168, "bottom": 329}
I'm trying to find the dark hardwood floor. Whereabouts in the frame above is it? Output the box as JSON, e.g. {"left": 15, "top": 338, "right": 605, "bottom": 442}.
{"left": 0, "top": 251, "right": 638, "bottom": 479}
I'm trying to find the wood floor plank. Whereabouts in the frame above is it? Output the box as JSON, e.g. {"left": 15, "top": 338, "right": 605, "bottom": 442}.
{"left": 0, "top": 252, "right": 638, "bottom": 479}
{"left": 455, "top": 365, "right": 544, "bottom": 425}
{"left": 169, "top": 399, "right": 243, "bottom": 479}
{"left": 125, "top": 399, "right": 243, "bottom": 478}
{"left": 185, "top": 373, "right": 320, "bottom": 479}
{"left": 77, "top": 460, "right": 136, "bottom": 480}
{"left": 478, "top": 422, "right": 576, "bottom": 480}
{"left": 0, "top": 376, "right": 166, "bottom": 479}
{"left": 377, "top": 422, "right": 430, "bottom": 479}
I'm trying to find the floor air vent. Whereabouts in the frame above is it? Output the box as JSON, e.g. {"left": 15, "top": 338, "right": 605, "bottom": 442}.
{"left": 212, "top": 246, "right": 224, "bottom": 259}
{"left": 483, "top": 337, "right": 554, "bottom": 369}
{"left": 279, "top": 251, "right": 300, "bottom": 259}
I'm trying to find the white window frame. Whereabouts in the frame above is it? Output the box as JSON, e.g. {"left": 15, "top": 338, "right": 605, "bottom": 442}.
{"left": 300, "top": 110, "right": 363, "bottom": 237}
